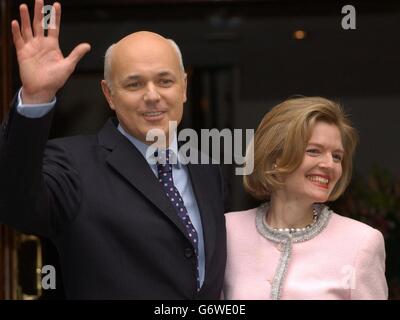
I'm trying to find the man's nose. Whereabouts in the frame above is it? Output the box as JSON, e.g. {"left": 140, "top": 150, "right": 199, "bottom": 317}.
{"left": 143, "top": 82, "right": 160, "bottom": 103}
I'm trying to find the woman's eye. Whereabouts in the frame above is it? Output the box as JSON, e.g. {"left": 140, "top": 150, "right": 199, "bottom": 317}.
{"left": 333, "top": 154, "right": 343, "bottom": 162}
{"left": 306, "top": 149, "right": 320, "bottom": 155}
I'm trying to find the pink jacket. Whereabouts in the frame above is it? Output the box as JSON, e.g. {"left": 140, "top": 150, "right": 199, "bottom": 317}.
{"left": 224, "top": 207, "right": 388, "bottom": 300}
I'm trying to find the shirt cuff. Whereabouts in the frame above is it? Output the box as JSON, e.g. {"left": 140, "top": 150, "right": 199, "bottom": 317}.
{"left": 16, "top": 88, "right": 56, "bottom": 118}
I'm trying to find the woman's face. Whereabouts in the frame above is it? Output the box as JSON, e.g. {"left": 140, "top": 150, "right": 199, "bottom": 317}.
{"left": 280, "top": 121, "right": 344, "bottom": 203}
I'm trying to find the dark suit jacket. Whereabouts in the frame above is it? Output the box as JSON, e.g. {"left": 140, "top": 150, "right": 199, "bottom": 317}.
{"left": 0, "top": 104, "right": 226, "bottom": 299}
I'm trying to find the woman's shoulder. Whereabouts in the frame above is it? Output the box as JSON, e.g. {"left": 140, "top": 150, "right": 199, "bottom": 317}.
{"left": 225, "top": 207, "right": 258, "bottom": 218}
{"left": 328, "top": 211, "right": 383, "bottom": 241}
{"left": 225, "top": 207, "right": 259, "bottom": 227}
{"left": 224, "top": 207, "right": 261, "bottom": 238}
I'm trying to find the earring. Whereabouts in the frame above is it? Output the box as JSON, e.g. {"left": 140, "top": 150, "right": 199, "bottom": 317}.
{"left": 273, "top": 163, "right": 278, "bottom": 169}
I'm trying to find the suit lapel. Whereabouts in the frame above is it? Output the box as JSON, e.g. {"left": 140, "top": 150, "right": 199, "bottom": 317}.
{"left": 98, "top": 118, "right": 190, "bottom": 239}
{"left": 186, "top": 162, "right": 217, "bottom": 279}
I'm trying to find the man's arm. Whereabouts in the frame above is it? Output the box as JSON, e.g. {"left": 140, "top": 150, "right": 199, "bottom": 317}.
{"left": 0, "top": 0, "right": 89, "bottom": 236}
{"left": 12, "top": 0, "right": 90, "bottom": 104}
{"left": 0, "top": 101, "right": 54, "bottom": 236}
{"left": 16, "top": 88, "right": 56, "bottom": 118}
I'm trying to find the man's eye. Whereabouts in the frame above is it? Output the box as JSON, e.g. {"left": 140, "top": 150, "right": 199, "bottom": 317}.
{"left": 127, "top": 82, "right": 140, "bottom": 88}
{"left": 159, "top": 79, "right": 173, "bottom": 86}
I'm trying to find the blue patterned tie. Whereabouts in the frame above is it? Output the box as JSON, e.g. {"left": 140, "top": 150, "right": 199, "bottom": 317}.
{"left": 156, "top": 149, "right": 200, "bottom": 290}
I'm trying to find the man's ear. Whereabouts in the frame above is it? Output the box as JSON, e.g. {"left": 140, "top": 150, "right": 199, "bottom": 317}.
{"left": 101, "top": 80, "right": 115, "bottom": 110}
{"left": 182, "top": 73, "right": 187, "bottom": 103}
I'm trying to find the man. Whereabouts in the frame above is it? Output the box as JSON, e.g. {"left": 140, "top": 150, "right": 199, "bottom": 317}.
{"left": 0, "top": 0, "right": 226, "bottom": 299}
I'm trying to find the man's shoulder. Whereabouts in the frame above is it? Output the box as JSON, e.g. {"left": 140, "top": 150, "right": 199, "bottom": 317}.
{"left": 46, "top": 117, "right": 118, "bottom": 151}
{"left": 48, "top": 134, "right": 98, "bottom": 148}
{"left": 45, "top": 134, "right": 100, "bottom": 158}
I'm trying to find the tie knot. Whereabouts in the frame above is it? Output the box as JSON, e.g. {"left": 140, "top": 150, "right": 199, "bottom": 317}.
{"left": 155, "top": 149, "right": 170, "bottom": 163}
{"left": 156, "top": 149, "right": 172, "bottom": 173}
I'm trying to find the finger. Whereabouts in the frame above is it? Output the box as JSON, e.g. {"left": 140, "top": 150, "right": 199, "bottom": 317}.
{"left": 11, "top": 20, "right": 25, "bottom": 50}
{"left": 32, "top": 0, "right": 44, "bottom": 37}
{"left": 19, "top": 4, "right": 33, "bottom": 40}
{"left": 66, "top": 43, "right": 91, "bottom": 68}
{"left": 47, "top": 2, "right": 61, "bottom": 39}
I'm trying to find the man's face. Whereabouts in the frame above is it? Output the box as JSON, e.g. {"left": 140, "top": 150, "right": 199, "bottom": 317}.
{"left": 102, "top": 33, "right": 187, "bottom": 145}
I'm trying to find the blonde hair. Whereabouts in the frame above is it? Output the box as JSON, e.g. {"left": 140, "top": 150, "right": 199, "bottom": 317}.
{"left": 244, "top": 96, "right": 358, "bottom": 201}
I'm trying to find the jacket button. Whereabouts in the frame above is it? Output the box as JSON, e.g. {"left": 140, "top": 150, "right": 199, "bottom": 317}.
{"left": 184, "top": 248, "right": 193, "bottom": 258}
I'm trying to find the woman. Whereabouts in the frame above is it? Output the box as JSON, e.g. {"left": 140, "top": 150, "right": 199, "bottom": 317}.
{"left": 224, "top": 97, "right": 388, "bottom": 299}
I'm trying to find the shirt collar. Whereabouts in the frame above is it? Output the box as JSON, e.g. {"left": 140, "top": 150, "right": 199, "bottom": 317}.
{"left": 117, "top": 124, "right": 182, "bottom": 168}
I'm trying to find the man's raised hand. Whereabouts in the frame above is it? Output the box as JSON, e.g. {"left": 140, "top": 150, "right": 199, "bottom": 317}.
{"left": 11, "top": 0, "right": 91, "bottom": 104}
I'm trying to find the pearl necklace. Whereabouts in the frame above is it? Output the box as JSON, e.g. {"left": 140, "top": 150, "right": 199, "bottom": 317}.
{"left": 270, "top": 208, "right": 318, "bottom": 234}
{"left": 256, "top": 203, "right": 332, "bottom": 300}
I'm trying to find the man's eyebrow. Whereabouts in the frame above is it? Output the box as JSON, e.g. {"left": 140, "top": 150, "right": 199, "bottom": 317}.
{"left": 307, "top": 142, "right": 344, "bottom": 153}
{"left": 158, "top": 71, "right": 175, "bottom": 77}
{"left": 122, "top": 72, "right": 175, "bottom": 82}
{"left": 122, "top": 75, "right": 140, "bottom": 82}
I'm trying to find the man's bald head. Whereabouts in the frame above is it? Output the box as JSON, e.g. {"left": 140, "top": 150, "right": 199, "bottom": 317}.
{"left": 104, "top": 31, "right": 185, "bottom": 91}
{"left": 100, "top": 31, "right": 188, "bottom": 145}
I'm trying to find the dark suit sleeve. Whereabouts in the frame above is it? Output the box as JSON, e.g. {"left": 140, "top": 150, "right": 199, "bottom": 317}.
{"left": 218, "top": 165, "right": 228, "bottom": 213}
{"left": 0, "top": 102, "right": 81, "bottom": 238}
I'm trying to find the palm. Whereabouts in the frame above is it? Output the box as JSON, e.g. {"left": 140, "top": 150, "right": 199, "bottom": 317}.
{"left": 12, "top": 0, "right": 90, "bottom": 103}
{"left": 18, "top": 37, "right": 69, "bottom": 95}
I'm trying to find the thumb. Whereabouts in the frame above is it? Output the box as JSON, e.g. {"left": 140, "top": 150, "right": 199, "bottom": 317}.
{"left": 66, "top": 43, "right": 91, "bottom": 67}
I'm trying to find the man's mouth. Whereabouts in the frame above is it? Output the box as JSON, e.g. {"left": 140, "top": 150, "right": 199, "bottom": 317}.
{"left": 144, "top": 111, "right": 163, "bottom": 116}
{"left": 143, "top": 111, "right": 165, "bottom": 121}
